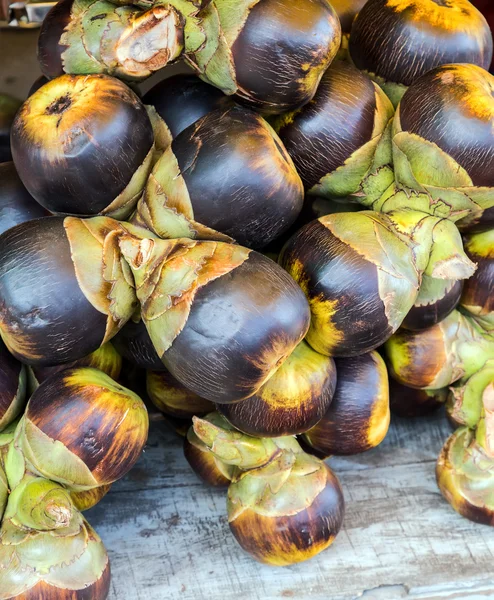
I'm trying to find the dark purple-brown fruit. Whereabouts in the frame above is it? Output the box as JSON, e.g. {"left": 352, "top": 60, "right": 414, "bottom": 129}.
{"left": 0, "top": 162, "right": 48, "bottom": 236}
{"left": 11, "top": 74, "right": 154, "bottom": 216}
{"left": 142, "top": 74, "right": 234, "bottom": 138}
{"left": 229, "top": 461, "right": 344, "bottom": 565}
{"left": 147, "top": 369, "right": 214, "bottom": 419}
{"left": 37, "top": 0, "right": 72, "bottom": 79}
{"left": 402, "top": 280, "right": 463, "bottom": 331}
{"left": 167, "top": 106, "right": 304, "bottom": 248}
{"left": 279, "top": 212, "right": 420, "bottom": 357}
{"left": 229, "top": 0, "right": 341, "bottom": 114}
{"left": 349, "top": 0, "right": 493, "bottom": 87}
{"left": 162, "top": 252, "right": 311, "bottom": 403}
{"left": 303, "top": 351, "right": 390, "bottom": 455}
{"left": 0, "top": 94, "right": 22, "bottom": 164}
{"left": 389, "top": 379, "right": 447, "bottom": 418}
{"left": 21, "top": 367, "right": 148, "bottom": 487}
{"left": 0, "top": 217, "right": 119, "bottom": 366}
{"left": 277, "top": 60, "right": 389, "bottom": 190}
{"left": 0, "top": 337, "right": 26, "bottom": 431}
{"left": 112, "top": 318, "right": 165, "bottom": 371}
{"left": 399, "top": 64, "right": 494, "bottom": 188}
{"left": 217, "top": 341, "right": 337, "bottom": 437}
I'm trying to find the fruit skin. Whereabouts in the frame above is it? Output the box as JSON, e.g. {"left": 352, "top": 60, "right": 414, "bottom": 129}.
{"left": 0, "top": 94, "right": 22, "bottom": 164}
{"left": 402, "top": 279, "right": 463, "bottom": 332}
{"left": 226, "top": 0, "right": 341, "bottom": 114}
{"left": 140, "top": 105, "right": 304, "bottom": 249}
{"left": 37, "top": 0, "right": 72, "bottom": 79}
{"left": 217, "top": 341, "right": 337, "bottom": 437}
{"left": 303, "top": 351, "right": 390, "bottom": 456}
{"left": 0, "top": 163, "right": 48, "bottom": 236}
{"left": 112, "top": 317, "right": 165, "bottom": 371}
{"left": 12, "top": 367, "right": 148, "bottom": 490}
{"left": 11, "top": 74, "right": 154, "bottom": 217}
{"left": 276, "top": 60, "right": 394, "bottom": 195}
{"left": 349, "top": 0, "right": 493, "bottom": 105}
{"left": 471, "top": 0, "right": 494, "bottom": 71}
{"left": 147, "top": 369, "right": 214, "bottom": 419}
{"left": 142, "top": 73, "right": 234, "bottom": 139}
{"left": 162, "top": 251, "right": 311, "bottom": 403}
{"left": 0, "top": 339, "right": 27, "bottom": 433}
{"left": 389, "top": 379, "right": 447, "bottom": 418}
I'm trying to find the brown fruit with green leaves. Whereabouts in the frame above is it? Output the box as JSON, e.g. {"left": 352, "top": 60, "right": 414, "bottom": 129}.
{"left": 10, "top": 367, "right": 148, "bottom": 490}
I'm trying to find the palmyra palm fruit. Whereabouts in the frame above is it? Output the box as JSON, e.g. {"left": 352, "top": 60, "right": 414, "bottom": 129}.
{"left": 193, "top": 415, "right": 345, "bottom": 565}
{"left": 136, "top": 105, "right": 304, "bottom": 248}
{"left": 38, "top": 0, "right": 184, "bottom": 82}
{"left": 303, "top": 351, "right": 390, "bottom": 456}
{"left": 0, "top": 475, "right": 111, "bottom": 599}
{"left": 0, "top": 163, "right": 48, "bottom": 236}
{"left": 5, "top": 367, "right": 149, "bottom": 491}
{"left": 217, "top": 341, "right": 337, "bottom": 437}
{"left": 184, "top": 0, "right": 342, "bottom": 114}
{"left": 460, "top": 228, "right": 494, "bottom": 334}
{"left": 472, "top": 0, "right": 494, "bottom": 71}
{"left": 276, "top": 60, "right": 395, "bottom": 205}
{"left": 143, "top": 73, "right": 234, "bottom": 139}
{"left": 385, "top": 310, "right": 494, "bottom": 390}
{"left": 11, "top": 74, "right": 167, "bottom": 218}
{"left": 147, "top": 369, "right": 214, "bottom": 419}
{"left": 279, "top": 210, "right": 475, "bottom": 357}
{"left": 0, "top": 216, "right": 138, "bottom": 365}
{"left": 380, "top": 64, "right": 494, "bottom": 231}
{"left": 0, "top": 339, "right": 26, "bottom": 433}
{"left": 70, "top": 484, "right": 112, "bottom": 512}
{"left": 349, "top": 0, "right": 493, "bottom": 106}
{"left": 119, "top": 235, "right": 310, "bottom": 403}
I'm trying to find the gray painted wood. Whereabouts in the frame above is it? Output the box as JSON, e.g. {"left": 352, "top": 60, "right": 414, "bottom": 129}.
{"left": 86, "top": 411, "right": 494, "bottom": 600}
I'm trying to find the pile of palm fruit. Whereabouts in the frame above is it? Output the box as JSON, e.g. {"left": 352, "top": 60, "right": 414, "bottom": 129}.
{"left": 0, "top": 0, "right": 493, "bottom": 595}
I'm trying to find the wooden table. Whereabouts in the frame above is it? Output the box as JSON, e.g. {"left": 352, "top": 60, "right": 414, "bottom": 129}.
{"left": 85, "top": 411, "right": 494, "bottom": 600}
{"left": 2, "top": 28, "right": 494, "bottom": 600}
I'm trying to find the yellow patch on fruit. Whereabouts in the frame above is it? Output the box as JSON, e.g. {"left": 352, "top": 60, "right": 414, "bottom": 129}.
{"left": 385, "top": 0, "right": 485, "bottom": 33}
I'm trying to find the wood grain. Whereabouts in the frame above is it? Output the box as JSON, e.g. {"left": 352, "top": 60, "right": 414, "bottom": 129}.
{"left": 87, "top": 411, "right": 494, "bottom": 600}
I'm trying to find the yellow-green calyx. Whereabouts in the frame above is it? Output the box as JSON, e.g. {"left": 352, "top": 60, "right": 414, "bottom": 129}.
{"left": 386, "top": 311, "right": 494, "bottom": 391}
{"left": 6, "top": 476, "right": 77, "bottom": 532}
{"left": 437, "top": 427, "right": 494, "bottom": 525}
{"left": 192, "top": 415, "right": 298, "bottom": 471}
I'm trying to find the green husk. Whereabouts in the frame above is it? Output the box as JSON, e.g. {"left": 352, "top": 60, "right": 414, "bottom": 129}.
{"left": 60, "top": 0, "right": 185, "bottom": 82}
{"left": 0, "top": 364, "right": 26, "bottom": 433}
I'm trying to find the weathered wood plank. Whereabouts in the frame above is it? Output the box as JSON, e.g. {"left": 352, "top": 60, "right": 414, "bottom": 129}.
{"left": 86, "top": 412, "right": 494, "bottom": 600}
